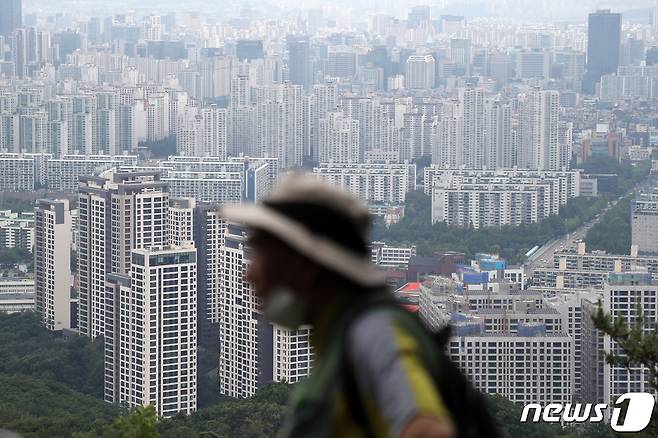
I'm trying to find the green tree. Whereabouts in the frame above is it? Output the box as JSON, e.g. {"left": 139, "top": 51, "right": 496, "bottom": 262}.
{"left": 0, "top": 312, "right": 105, "bottom": 397}
{"left": 0, "top": 248, "right": 32, "bottom": 266}
{"left": 371, "top": 191, "right": 609, "bottom": 264}
{"left": 114, "top": 404, "right": 160, "bottom": 438}
{"left": 585, "top": 197, "right": 632, "bottom": 254}
{"left": 592, "top": 304, "right": 658, "bottom": 436}
{"left": 140, "top": 136, "right": 177, "bottom": 159}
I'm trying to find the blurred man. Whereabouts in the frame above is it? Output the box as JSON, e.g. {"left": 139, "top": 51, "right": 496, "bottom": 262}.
{"left": 222, "top": 173, "right": 456, "bottom": 438}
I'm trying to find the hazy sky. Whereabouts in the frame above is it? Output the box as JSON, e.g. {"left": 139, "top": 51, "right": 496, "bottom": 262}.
{"left": 22, "top": 0, "right": 658, "bottom": 22}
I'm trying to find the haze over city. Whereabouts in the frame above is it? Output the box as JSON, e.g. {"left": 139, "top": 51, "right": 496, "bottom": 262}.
{"left": 1, "top": 0, "right": 658, "bottom": 436}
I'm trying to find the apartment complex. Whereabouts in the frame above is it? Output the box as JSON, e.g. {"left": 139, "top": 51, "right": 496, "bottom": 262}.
{"left": 193, "top": 203, "right": 226, "bottom": 346}
{"left": 313, "top": 163, "right": 416, "bottom": 204}
{"left": 426, "top": 167, "right": 580, "bottom": 228}
{"left": 532, "top": 243, "right": 658, "bottom": 289}
{"left": 449, "top": 332, "right": 573, "bottom": 404}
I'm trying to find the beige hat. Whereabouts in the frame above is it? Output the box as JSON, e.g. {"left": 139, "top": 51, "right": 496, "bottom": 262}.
{"left": 221, "top": 172, "right": 385, "bottom": 287}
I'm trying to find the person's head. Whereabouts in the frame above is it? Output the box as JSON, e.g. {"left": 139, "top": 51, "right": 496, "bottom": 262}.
{"left": 222, "top": 172, "right": 385, "bottom": 328}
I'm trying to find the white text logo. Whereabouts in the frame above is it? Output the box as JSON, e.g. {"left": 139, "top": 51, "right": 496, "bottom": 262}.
{"left": 520, "top": 392, "right": 655, "bottom": 432}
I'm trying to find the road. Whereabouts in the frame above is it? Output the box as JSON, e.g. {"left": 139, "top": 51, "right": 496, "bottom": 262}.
{"left": 524, "top": 179, "right": 653, "bottom": 276}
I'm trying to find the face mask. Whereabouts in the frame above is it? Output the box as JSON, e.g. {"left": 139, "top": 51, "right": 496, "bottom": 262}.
{"left": 263, "top": 287, "right": 310, "bottom": 330}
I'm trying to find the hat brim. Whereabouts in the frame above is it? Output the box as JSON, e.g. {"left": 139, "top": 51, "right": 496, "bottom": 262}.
{"left": 221, "top": 204, "right": 386, "bottom": 287}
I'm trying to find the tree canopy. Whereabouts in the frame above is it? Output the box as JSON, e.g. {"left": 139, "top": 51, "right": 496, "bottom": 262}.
{"left": 371, "top": 191, "right": 607, "bottom": 264}
{"left": 0, "top": 311, "right": 619, "bottom": 437}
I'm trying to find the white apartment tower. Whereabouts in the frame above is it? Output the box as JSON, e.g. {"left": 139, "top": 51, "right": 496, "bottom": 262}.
{"left": 219, "top": 223, "right": 269, "bottom": 398}
{"left": 483, "top": 99, "right": 513, "bottom": 169}
{"left": 318, "top": 112, "right": 360, "bottom": 163}
{"left": 34, "top": 199, "right": 71, "bottom": 331}
{"left": 106, "top": 245, "right": 197, "bottom": 417}
{"left": 631, "top": 193, "right": 658, "bottom": 254}
{"left": 432, "top": 101, "right": 460, "bottom": 168}
{"left": 200, "top": 105, "right": 228, "bottom": 159}
{"left": 449, "top": 332, "right": 573, "bottom": 405}
{"left": 309, "top": 82, "right": 339, "bottom": 160}
{"left": 229, "top": 74, "right": 256, "bottom": 157}
{"left": 176, "top": 106, "right": 228, "bottom": 159}
{"left": 518, "top": 89, "right": 560, "bottom": 170}
{"left": 78, "top": 171, "right": 169, "bottom": 339}
{"left": 254, "top": 84, "right": 304, "bottom": 169}
{"left": 219, "top": 223, "right": 314, "bottom": 397}
{"left": 168, "top": 198, "right": 195, "bottom": 246}
{"left": 176, "top": 107, "right": 202, "bottom": 157}
{"left": 405, "top": 55, "right": 435, "bottom": 89}
{"left": 603, "top": 272, "right": 658, "bottom": 404}
{"left": 458, "top": 87, "right": 485, "bottom": 169}
{"left": 273, "top": 325, "right": 314, "bottom": 384}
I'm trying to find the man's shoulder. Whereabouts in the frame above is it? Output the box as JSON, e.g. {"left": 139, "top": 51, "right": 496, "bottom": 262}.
{"left": 346, "top": 304, "right": 430, "bottom": 356}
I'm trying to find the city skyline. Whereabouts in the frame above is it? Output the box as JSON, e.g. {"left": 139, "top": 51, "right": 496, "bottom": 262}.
{"left": 1, "top": 0, "right": 658, "bottom": 435}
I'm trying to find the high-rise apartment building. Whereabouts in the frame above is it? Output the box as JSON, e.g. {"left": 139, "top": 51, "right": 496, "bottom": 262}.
{"left": 584, "top": 10, "right": 621, "bottom": 94}
{"left": 458, "top": 87, "right": 485, "bottom": 169}
{"left": 168, "top": 198, "right": 195, "bottom": 246}
{"left": 254, "top": 84, "right": 304, "bottom": 168}
{"left": 219, "top": 223, "right": 314, "bottom": 396}
{"left": 200, "top": 105, "right": 228, "bottom": 159}
{"left": 193, "top": 203, "right": 226, "bottom": 346}
{"left": 483, "top": 99, "right": 512, "bottom": 169}
{"left": 314, "top": 163, "right": 416, "bottom": 204}
{"left": 272, "top": 325, "right": 314, "bottom": 384}
{"left": 449, "top": 332, "right": 573, "bottom": 405}
{"left": 405, "top": 55, "right": 435, "bottom": 90}
{"left": 603, "top": 272, "right": 658, "bottom": 404}
{"left": 518, "top": 89, "right": 561, "bottom": 171}
{"left": 105, "top": 245, "right": 197, "bottom": 417}
{"left": 77, "top": 171, "right": 169, "bottom": 339}
{"left": 632, "top": 193, "right": 658, "bottom": 254}
{"left": 219, "top": 223, "right": 271, "bottom": 398}
{"left": 318, "top": 112, "right": 359, "bottom": 163}
{"left": 308, "top": 83, "right": 338, "bottom": 161}
{"left": 34, "top": 199, "right": 71, "bottom": 331}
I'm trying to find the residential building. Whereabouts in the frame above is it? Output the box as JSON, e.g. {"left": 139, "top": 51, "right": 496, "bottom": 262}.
{"left": 34, "top": 199, "right": 71, "bottom": 331}
{"left": 168, "top": 198, "right": 195, "bottom": 246}
{"left": 406, "top": 55, "right": 435, "bottom": 89}
{"left": 105, "top": 245, "right": 197, "bottom": 417}
{"left": 313, "top": 163, "right": 416, "bottom": 205}
{"left": 371, "top": 241, "right": 417, "bottom": 269}
{"left": 632, "top": 193, "right": 658, "bottom": 254}
{"left": 603, "top": 272, "right": 658, "bottom": 403}
{"left": 219, "top": 223, "right": 271, "bottom": 397}
{"left": 449, "top": 332, "right": 573, "bottom": 405}
{"left": 77, "top": 171, "right": 169, "bottom": 339}
{"left": 193, "top": 203, "right": 226, "bottom": 346}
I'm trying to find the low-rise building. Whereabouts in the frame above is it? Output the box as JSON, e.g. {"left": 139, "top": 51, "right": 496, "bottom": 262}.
{"left": 371, "top": 241, "right": 417, "bottom": 269}
{"left": 314, "top": 163, "right": 416, "bottom": 205}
